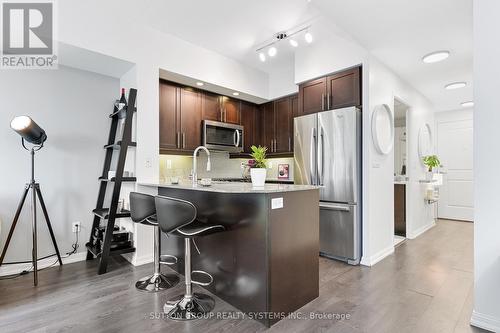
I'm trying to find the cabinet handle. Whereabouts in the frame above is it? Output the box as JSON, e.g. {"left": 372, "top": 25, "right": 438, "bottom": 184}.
{"left": 289, "top": 137, "right": 291, "bottom": 152}
{"left": 274, "top": 139, "right": 277, "bottom": 152}
{"left": 327, "top": 93, "right": 331, "bottom": 110}
{"left": 224, "top": 108, "right": 227, "bottom": 122}
{"left": 182, "top": 133, "right": 186, "bottom": 149}
{"left": 177, "top": 132, "right": 180, "bottom": 148}
{"left": 270, "top": 140, "right": 273, "bottom": 153}
{"left": 321, "top": 93, "right": 325, "bottom": 110}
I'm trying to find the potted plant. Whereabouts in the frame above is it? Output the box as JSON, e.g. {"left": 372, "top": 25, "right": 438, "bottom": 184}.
{"left": 422, "top": 155, "right": 441, "bottom": 181}
{"left": 248, "top": 145, "right": 268, "bottom": 187}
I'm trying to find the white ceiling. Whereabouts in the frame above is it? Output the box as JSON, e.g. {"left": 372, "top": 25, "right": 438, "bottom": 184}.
{"left": 138, "top": 0, "right": 472, "bottom": 111}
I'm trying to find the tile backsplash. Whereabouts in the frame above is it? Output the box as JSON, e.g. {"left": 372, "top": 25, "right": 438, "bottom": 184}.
{"left": 159, "top": 151, "right": 294, "bottom": 183}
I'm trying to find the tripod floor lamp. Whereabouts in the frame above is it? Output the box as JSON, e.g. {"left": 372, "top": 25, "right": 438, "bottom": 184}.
{"left": 0, "top": 116, "right": 62, "bottom": 286}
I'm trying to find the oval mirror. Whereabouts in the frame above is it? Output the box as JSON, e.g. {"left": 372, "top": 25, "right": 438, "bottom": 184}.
{"left": 371, "top": 104, "right": 394, "bottom": 155}
{"left": 418, "top": 123, "right": 433, "bottom": 161}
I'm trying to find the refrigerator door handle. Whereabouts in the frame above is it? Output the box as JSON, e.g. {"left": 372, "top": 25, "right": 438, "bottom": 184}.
{"left": 318, "top": 127, "right": 325, "bottom": 186}
{"left": 319, "top": 203, "right": 351, "bottom": 212}
{"left": 310, "top": 127, "right": 317, "bottom": 185}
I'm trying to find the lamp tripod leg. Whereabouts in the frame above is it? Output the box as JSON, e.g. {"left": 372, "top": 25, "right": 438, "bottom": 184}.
{"left": 35, "top": 185, "right": 63, "bottom": 266}
{"left": 0, "top": 186, "right": 29, "bottom": 266}
{"left": 31, "top": 183, "right": 38, "bottom": 286}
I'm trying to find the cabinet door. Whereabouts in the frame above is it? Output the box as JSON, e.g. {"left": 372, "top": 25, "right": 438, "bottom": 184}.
{"left": 260, "top": 102, "right": 275, "bottom": 152}
{"left": 291, "top": 94, "right": 299, "bottom": 117}
{"left": 299, "top": 77, "right": 327, "bottom": 115}
{"left": 240, "top": 101, "right": 258, "bottom": 153}
{"left": 222, "top": 97, "right": 241, "bottom": 124}
{"left": 179, "top": 88, "right": 202, "bottom": 150}
{"left": 326, "top": 67, "right": 361, "bottom": 109}
{"left": 159, "top": 81, "right": 180, "bottom": 150}
{"left": 274, "top": 97, "right": 293, "bottom": 153}
{"left": 201, "top": 92, "right": 222, "bottom": 121}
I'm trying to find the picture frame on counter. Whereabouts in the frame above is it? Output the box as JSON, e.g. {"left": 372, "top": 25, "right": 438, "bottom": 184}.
{"left": 278, "top": 164, "right": 289, "bottom": 179}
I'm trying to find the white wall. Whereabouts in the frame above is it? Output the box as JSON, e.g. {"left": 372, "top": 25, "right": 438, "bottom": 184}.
{"left": 0, "top": 66, "right": 119, "bottom": 264}
{"left": 471, "top": 1, "right": 500, "bottom": 331}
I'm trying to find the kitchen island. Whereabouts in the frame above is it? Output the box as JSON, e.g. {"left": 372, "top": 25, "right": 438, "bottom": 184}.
{"left": 139, "top": 182, "right": 320, "bottom": 327}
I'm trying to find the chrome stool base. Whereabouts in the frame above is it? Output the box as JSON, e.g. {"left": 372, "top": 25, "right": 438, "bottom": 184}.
{"left": 164, "top": 293, "right": 215, "bottom": 320}
{"left": 135, "top": 273, "right": 180, "bottom": 292}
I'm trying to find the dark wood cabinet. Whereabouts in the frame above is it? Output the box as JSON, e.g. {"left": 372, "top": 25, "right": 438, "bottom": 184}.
{"left": 159, "top": 80, "right": 202, "bottom": 153}
{"left": 298, "top": 77, "right": 327, "bottom": 115}
{"left": 201, "top": 91, "right": 222, "bottom": 122}
{"left": 240, "top": 101, "right": 259, "bottom": 153}
{"left": 159, "top": 82, "right": 180, "bottom": 150}
{"left": 275, "top": 97, "right": 293, "bottom": 153}
{"left": 179, "top": 88, "right": 202, "bottom": 150}
{"left": 298, "top": 66, "right": 362, "bottom": 116}
{"left": 261, "top": 102, "right": 275, "bottom": 153}
{"left": 222, "top": 97, "right": 240, "bottom": 124}
{"left": 394, "top": 184, "right": 406, "bottom": 237}
{"left": 326, "top": 66, "right": 361, "bottom": 109}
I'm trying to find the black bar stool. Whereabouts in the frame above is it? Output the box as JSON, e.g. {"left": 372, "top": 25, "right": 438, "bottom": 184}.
{"left": 130, "top": 192, "right": 180, "bottom": 292}
{"left": 155, "top": 195, "right": 225, "bottom": 320}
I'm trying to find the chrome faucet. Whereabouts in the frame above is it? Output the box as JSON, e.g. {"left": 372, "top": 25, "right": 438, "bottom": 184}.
{"left": 192, "top": 146, "right": 211, "bottom": 187}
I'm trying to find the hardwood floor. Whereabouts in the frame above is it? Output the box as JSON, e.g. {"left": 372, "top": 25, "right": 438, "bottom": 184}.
{"left": 0, "top": 220, "right": 488, "bottom": 333}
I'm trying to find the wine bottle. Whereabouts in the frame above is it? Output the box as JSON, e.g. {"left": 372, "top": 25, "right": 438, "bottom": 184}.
{"left": 118, "top": 88, "right": 127, "bottom": 110}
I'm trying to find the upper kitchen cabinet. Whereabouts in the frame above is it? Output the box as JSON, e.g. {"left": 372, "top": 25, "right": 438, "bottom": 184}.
{"left": 240, "top": 101, "right": 259, "bottom": 153}
{"left": 298, "top": 77, "right": 327, "bottom": 115}
{"left": 221, "top": 96, "right": 241, "bottom": 124}
{"left": 274, "top": 97, "right": 293, "bottom": 153}
{"left": 179, "top": 88, "right": 202, "bottom": 150}
{"left": 260, "top": 101, "right": 275, "bottom": 153}
{"left": 326, "top": 66, "right": 361, "bottom": 110}
{"left": 298, "top": 66, "right": 362, "bottom": 116}
{"left": 159, "top": 80, "right": 202, "bottom": 153}
{"left": 159, "top": 81, "right": 180, "bottom": 150}
{"left": 201, "top": 91, "right": 222, "bottom": 122}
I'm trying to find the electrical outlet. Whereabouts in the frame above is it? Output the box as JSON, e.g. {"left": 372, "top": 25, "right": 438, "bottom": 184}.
{"left": 145, "top": 157, "right": 152, "bottom": 168}
{"left": 166, "top": 159, "right": 172, "bottom": 169}
{"left": 268, "top": 161, "right": 273, "bottom": 169}
{"left": 72, "top": 222, "right": 81, "bottom": 233}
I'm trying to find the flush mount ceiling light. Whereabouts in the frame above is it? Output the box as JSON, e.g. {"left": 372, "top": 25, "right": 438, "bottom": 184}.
{"left": 255, "top": 25, "right": 312, "bottom": 61}
{"left": 461, "top": 101, "right": 474, "bottom": 107}
{"left": 232, "top": 92, "right": 240, "bottom": 96}
{"left": 268, "top": 46, "right": 277, "bottom": 57}
{"left": 304, "top": 31, "right": 313, "bottom": 44}
{"left": 196, "top": 82, "right": 204, "bottom": 87}
{"left": 445, "top": 82, "right": 466, "bottom": 90}
{"left": 422, "top": 51, "right": 450, "bottom": 63}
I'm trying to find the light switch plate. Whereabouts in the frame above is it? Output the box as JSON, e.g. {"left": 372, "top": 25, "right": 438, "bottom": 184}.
{"left": 271, "top": 197, "right": 283, "bottom": 209}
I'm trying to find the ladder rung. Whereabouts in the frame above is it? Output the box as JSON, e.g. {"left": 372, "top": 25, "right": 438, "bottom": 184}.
{"left": 98, "top": 177, "right": 136, "bottom": 182}
{"left": 103, "top": 141, "right": 137, "bottom": 149}
{"left": 92, "top": 208, "right": 131, "bottom": 219}
{"left": 85, "top": 242, "right": 135, "bottom": 257}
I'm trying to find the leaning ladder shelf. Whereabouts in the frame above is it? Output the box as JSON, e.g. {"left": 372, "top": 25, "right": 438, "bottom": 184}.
{"left": 86, "top": 88, "right": 137, "bottom": 275}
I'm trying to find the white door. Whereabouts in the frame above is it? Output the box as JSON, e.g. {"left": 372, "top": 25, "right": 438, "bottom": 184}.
{"left": 436, "top": 114, "right": 473, "bottom": 221}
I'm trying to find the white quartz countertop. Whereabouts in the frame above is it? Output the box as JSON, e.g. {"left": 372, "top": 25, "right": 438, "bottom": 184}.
{"left": 138, "top": 181, "right": 320, "bottom": 194}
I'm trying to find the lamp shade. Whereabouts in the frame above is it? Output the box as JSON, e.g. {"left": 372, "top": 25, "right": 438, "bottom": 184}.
{"left": 10, "top": 116, "right": 47, "bottom": 145}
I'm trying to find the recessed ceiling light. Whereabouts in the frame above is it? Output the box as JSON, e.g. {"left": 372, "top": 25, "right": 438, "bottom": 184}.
{"left": 233, "top": 92, "right": 240, "bottom": 96}
{"left": 445, "top": 82, "right": 466, "bottom": 90}
{"left": 268, "top": 47, "right": 277, "bottom": 57}
{"left": 259, "top": 52, "right": 266, "bottom": 62}
{"left": 461, "top": 101, "right": 474, "bottom": 107}
{"left": 289, "top": 39, "right": 298, "bottom": 47}
{"left": 304, "top": 32, "right": 313, "bottom": 44}
{"left": 196, "top": 82, "right": 204, "bottom": 87}
{"left": 422, "top": 51, "right": 450, "bottom": 63}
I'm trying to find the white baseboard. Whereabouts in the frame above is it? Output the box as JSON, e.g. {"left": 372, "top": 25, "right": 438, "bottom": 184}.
{"left": 407, "top": 219, "right": 436, "bottom": 239}
{"left": 0, "top": 251, "right": 87, "bottom": 277}
{"left": 360, "top": 245, "right": 394, "bottom": 266}
{"left": 471, "top": 310, "right": 500, "bottom": 332}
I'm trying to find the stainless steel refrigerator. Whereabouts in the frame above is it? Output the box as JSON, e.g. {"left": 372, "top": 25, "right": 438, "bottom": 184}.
{"left": 294, "top": 107, "right": 362, "bottom": 265}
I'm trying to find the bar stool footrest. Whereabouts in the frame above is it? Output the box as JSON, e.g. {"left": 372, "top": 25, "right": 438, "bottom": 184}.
{"left": 160, "top": 254, "right": 178, "bottom": 266}
{"left": 191, "top": 270, "right": 213, "bottom": 286}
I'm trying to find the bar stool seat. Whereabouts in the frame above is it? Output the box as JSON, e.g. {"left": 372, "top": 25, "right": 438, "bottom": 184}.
{"left": 130, "top": 192, "right": 180, "bottom": 292}
{"left": 155, "top": 195, "right": 226, "bottom": 321}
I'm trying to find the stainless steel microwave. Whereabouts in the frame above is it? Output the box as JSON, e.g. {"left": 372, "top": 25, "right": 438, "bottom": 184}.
{"left": 202, "top": 120, "right": 244, "bottom": 153}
